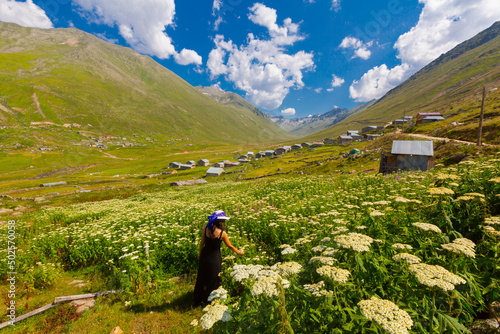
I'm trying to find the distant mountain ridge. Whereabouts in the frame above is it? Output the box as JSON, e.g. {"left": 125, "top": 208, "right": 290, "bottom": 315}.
{"left": 0, "top": 22, "right": 288, "bottom": 144}
{"left": 268, "top": 100, "right": 376, "bottom": 137}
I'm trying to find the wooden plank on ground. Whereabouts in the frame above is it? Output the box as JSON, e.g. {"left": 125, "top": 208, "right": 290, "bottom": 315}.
{"left": 0, "top": 290, "right": 122, "bottom": 329}
{"left": 54, "top": 290, "right": 122, "bottom": 304}
{"left": 0, "top": 302, "right": 56, "bottom": 329}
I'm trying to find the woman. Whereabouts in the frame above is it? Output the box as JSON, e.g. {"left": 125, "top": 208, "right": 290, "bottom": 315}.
{"left": 192, "top": 210, "right": 244, "bottom": 306}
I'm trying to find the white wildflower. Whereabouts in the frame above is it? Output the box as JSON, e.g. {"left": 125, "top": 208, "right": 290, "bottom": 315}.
{"left": 412, "top": 222, "right": 441, "bottom": 233}
{"left": 309, "top": 256, "right": 337, "bottom": 266}
{"left": 392, "top": 243, "right": 413, "bottom": 250}
{"left": 251, "top": 275, "right": 289, "bottom": 297}
{"left": 303, "top": 281, "right": 332, "bottom": 297}
{"left": 312, "top": 245, "right": 327, "bottom": 252}
{"left": 358, "top": 297, "right": 413, "bottom": 334}
{"left": 334, "top": 232, "right": 374, "bottom": 252}
{"left": 200, "top": 303, "right": 231, "bottom": 330}
{"left": 316, "top": 265, "right": 350, "bottom": 283}
{"left": 441, "top": 238, "right": 475, "bottom": 258}
{"left": 274, "top": 262, "right": 303, "bottom": 276}
{"left": 208, "top": 286, "right": 228, "bottom": 302}
{"left": 392, "top": 253, "right": 421, "bottom": 264}
{"left": 409, "top": 263, "right": 466, "bottom": 291}
{"left": 281, "top": 247, "right": 297, "bottom": 255}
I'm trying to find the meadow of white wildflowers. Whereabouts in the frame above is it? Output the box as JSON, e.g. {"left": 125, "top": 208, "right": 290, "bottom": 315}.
{"left": 2, "top": 158, "right": 499, "bottom": 333}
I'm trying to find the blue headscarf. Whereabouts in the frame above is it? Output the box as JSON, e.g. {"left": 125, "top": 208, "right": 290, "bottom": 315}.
{"left": 207, "top": 210, "right": 227, "bottom": 228}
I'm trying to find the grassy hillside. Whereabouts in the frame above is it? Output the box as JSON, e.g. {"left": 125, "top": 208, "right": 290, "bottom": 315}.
{"left": 313, "top": 21, "right": 500, "bottom": 143}
{"left": 195, "top": 86, "right": 272, "bottom": 120}
{"left": 0, "top": 22, "right": 287, "bottom": 144}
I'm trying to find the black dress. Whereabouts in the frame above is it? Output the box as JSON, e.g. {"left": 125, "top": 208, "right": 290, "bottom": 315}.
{"left": 193, "top": 228, "right": 223, "bottom": 306}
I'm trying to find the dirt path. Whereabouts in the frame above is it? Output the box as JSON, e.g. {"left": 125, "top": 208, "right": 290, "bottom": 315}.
{"left": 405, "top": 133, "right": 497, "bottom": 147}
{"left": 101, "top": 151, "right": 136, "bottom": 160}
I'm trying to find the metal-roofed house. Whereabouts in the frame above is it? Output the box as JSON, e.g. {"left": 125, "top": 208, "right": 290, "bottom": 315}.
{"left": 179, "top": 164, "right": 195, "bottom": 170}
{"left": 379, "top": 140, "right": 435, "bottom": 174}
{"left": 324, "top": 138, "right": 336, "bottom": 145}
{"left": 206, "top": 167, "right": 224, "bottom": 177}
{"left": 346, "top": 130, "right": 363, "bottom": 141}
{"left": 255, "top": 151, "right": 266, "bottom": 158}
{"left": 275, "top": 146, "right": 291, "bottom": 155}
{"left": 419, "top": 115, "right": 445, "bottom": 124}
{"left": 338, "top": 135, "right": 352, "bottom": 145}
{"left": 197, "top": 159, "right": 210, "bottom": 166}
{"left": 362, "top": 126, "right": 378, "bottom": 133}
{"left": 226, "top": 161, "right": 241, "bottom": 167}
{"left": 292, "top": 144, "right": 302, "bottom": 150}
{"left": 311, "top": 141, "right": 324, "bottom": 148}
{"left": 364, "top": 134, "right": 380, "bottom": 141}
{"left": 186, "top": 160, "right": 196, "bottom": 166}
{"left": 416, "top": 112, "right": 442, "bottom": 124}
{"left": 351, "top": 133, "right": 363, "bottom": 141}
{"left": 169, "top": 162, "right": 182, "bottom": 169}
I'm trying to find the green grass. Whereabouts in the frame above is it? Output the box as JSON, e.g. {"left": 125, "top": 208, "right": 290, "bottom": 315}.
{"left": 1, "top": 155, "right": 499, "bottom": 333}
{"left": 0, "top": 22, "right": 289, "bottom": 145}
{"left": 0, "top": 269, "right": 203, "bottom": 334}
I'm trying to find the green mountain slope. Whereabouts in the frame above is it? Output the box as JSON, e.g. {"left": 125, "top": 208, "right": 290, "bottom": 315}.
{"left": 195, "top": 86, "right": 270, "bottom": 120}
{"left": 313, "top": 21, "right": 500, "bottom": 143}
{"left": 0, "top": 22, "right": 287, "bottom": 144}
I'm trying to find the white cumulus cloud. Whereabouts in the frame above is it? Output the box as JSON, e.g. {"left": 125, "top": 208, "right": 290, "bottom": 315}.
{"left": 207, "top": 3, "right": 314, "bottom": 110}
{"left": 326, "top": 74, "right": 345, "bottom": 92}
{"left": 73, "top": 0, "right": 201, "bottom": 65}
{"left": 0, "top": 0, "right": 53, "bottom": 29}
{"left": 174, "top": 49, "right": 202, "bottom": 66}
{"left": 281, "top": 108, "right": 296, "bottom": 116}
{"left": 349, "top": 0, "right": 500, "bottom": 102}
{"left": 339, "top": 36, "right": 372, "bottom": 60}
{"left": 331, "top": 74, "right": 345, "bottom": 87}
{"left": 349, "top": 63, "right": 410, "bottom": 101}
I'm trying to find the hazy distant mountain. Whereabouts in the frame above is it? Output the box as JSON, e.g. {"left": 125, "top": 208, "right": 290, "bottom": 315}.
{"left": 268, "top": 101, "right": 375, "bottom": 137}
{"left": 0, "top": 22, "right": 287, "bottom": 144}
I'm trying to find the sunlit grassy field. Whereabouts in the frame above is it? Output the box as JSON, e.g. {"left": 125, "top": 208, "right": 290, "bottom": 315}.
{"left": 1, "top": 155, "right": 499, "bottom": 333}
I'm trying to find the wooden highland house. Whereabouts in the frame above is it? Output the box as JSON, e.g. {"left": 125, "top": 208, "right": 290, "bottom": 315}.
{"left": 379, "top": 141, "right": 435, "bottom": 174}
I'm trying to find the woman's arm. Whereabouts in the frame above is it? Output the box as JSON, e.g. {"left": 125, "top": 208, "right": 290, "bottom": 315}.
{"left": 222, "top": 232, "right": 244, "bottom": 255}
{"left": 198, "top": 226, "right": 206, "bottom": 259}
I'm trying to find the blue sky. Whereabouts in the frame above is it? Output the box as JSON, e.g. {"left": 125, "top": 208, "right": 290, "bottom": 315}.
{"left": 1, "top": 0, "right": 499, "bottom": 118}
